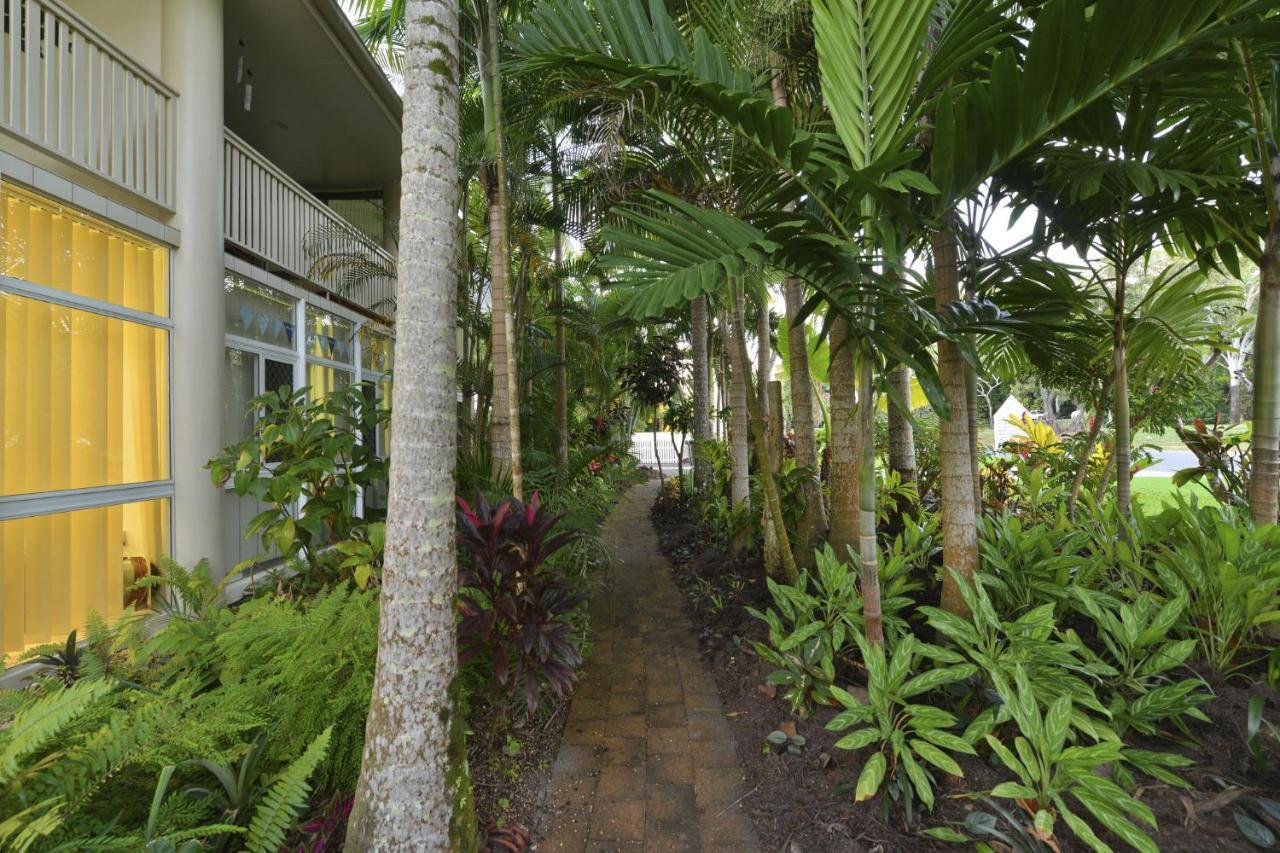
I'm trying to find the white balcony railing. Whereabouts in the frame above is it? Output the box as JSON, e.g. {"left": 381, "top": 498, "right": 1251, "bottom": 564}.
{"left": 223, "top": 129, "right": 395, "bottom": 318}
{"left": 0, "top": 0, "right": 176, "bottom": 208}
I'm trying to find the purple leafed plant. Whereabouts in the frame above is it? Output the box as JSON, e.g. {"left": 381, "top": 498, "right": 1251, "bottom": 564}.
{"left": 456, "top": 491, "right": 585, "bottom": 715}
{"left": 290, "top": 794, "right": 352, "bottom": 852}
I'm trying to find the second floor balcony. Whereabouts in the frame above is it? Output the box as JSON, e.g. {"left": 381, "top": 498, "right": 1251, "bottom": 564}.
{"left": 223, "top": 128, "right": 396, "bottom": 319}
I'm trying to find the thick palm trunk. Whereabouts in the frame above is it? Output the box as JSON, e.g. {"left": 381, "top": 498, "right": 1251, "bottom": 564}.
{"left": 785, "top": 277, "right": 828, "bottom": 565}
{"left": 933, "top": 223, "right": 979, "bottom": 617}
{"left": 478, "top": 3, "right": 521, "bottom": 498}
{"left": 1040, "top": 386, "right": 1057, "bottom": 430}
{"left": 348, "top": 3, "right": 476, "bottom": 846}
{"left": 887, "top": 365, "right": 916, "bottom": 483}
{"left": 967, "top": 366, "right": 981, "bottom": 508}
{"left": 857, "top": 357, "right": 883, "bottom": 644}
{"left": 1251, "top": 225, "right": 1280, "bottom": 524}
{"left": 828, "top": 314, "right": 858, "bottom": 559}
{"left": 726, "top": 303, "right": 751, "bottom": 554}
{"left": 1113, "top": 267, "right": 1132, "bottom": 524}
{"left": 691, "top": 295, "right": 712, "bottom": 494}
{"left": 732, "top": 282, "right": 797, "bottom": 582}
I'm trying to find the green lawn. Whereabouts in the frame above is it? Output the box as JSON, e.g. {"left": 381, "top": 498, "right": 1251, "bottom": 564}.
{"left": 1132, "top": 427, "right": 1185, "bottom": 450}
{"left": 1130, "top": 474, "right": 1220, "bottom": 509}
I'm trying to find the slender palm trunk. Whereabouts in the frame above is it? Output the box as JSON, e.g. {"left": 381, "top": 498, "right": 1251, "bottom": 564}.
{"left": 550, "top": 146, "right": 569, "bottom": 470}
{"left": 758, "top": 290, "right": 778, "bottom": 571}
{"left": 769, "top": 63, "right": 827, "bottom": 562}
{"left": 1251, "top": 225, "right": 1280, "bottom": 524}
{"left": 726, "top": 303, "right": 751, "bottom": 554}
{"left": 1066, "top": 396, "right": 1106, "bottom": 518}
{"left": 1229, "top": 367, "right": 1244, "bottom": 425}
{"left": 691, "top": 295, "right": 712, "bottom": 494}
{"left": 757, "top": 295, "right": 772, "bottom": 416}
{"left": 785, "top": 278, "right": 828, "bottom": 566}
{"left": 1113, "top": 264, "right": 1132, "bottom": 524}
{"left": 857, "top": 356, "right": 883, "bottom": 644}
{"left": 934, "top": 222, "right": 979, "bottom": 617}
{"left": 348, "top": 3, "right": 476, "bottom": 845}
{"left": 732, "top": 282, "right": 797, "bottom": 582}
{"left": 887, "top": 365, "right": 916, "bottom": 483}
{"left": 764, "top": 380, "right": 785, "bottom": 578}
{"left": 478, "top": 2, "right": 521, "bottom": 498}
{"left": 828, "top": 314, "right": 858, "bottom": 559}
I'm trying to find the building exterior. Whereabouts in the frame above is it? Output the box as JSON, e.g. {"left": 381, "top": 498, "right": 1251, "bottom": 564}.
{"left": 0, "top": 0, "right": 400, "bottom": 660}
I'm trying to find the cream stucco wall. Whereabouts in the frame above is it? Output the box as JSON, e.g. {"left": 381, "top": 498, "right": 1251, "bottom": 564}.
{"left": 63, "top": 0, "right": 165, "bottom": 79}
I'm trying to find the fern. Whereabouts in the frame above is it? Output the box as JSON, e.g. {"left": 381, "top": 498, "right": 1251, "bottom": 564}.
{"left": 43, "top": 689, "right": 184, "bottom": 825}
{"left": 208, "top": 587, "right": 377, "bottom": 791}
{"left": 0, "top": 679, "right": 114, "bottom": 783}
{"left": 0, "top": 801, "right": 67, "bottom": 853}
{"left": 244, "top": 727, "right": 331, "bottom": 853}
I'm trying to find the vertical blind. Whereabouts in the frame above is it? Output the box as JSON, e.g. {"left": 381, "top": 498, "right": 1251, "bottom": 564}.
{"left": 0, "top": 183, "right": 170, "bottom": 658}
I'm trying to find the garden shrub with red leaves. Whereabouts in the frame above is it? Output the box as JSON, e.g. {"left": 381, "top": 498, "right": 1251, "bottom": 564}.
{"left": 456, "top": 492, "right": 585, "bottom": 715}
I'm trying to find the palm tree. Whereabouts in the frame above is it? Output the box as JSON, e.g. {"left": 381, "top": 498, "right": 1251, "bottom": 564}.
{"left": 347, "top": 0, "right": 477, "bottom": 846}
{"left": 513, "top": 0, "right": 1268, "bottom": 623}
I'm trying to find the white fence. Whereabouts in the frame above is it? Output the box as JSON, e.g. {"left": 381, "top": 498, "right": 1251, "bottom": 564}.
{"left": 0, "top": 0, "right": 177, "bottom": 208}
{"left": 223, "top": 129, "right": 396, "bottom": 317}
{"left": 628, "top": 432, "right": 690, "bottom": 471}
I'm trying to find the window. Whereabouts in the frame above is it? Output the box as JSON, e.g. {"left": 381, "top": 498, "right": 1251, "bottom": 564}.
{"left": 1, "top": 500, "right": 169, "bottom": 656}
{"left": 0, "top": 182, "right": 171, "bottom": 659}
{"left": 221, "top": 275, "right": 302, "bottom": 570}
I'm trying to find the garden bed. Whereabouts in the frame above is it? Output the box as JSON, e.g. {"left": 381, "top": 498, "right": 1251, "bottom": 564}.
{"left": 470, "top": 695, "right": 571, "bottom": 843}
{"left": 651, "top": 498, "right": 1280, "bottom": 852}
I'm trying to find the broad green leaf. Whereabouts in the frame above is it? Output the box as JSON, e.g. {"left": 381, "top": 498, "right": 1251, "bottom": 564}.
{"left": 922, "top": 826, "right": 970, "bottom": 843}
{"left": 834, "top": 728, "right": 881, "bottom": 751}
{"left": 854, "top": 751, "right": 887, "bottom": 802}
{"left": 990, "top": 781, "right": 1038, "bottom": 800}
{"left": 911, "top": 739, "right": 963, "bottom": 777}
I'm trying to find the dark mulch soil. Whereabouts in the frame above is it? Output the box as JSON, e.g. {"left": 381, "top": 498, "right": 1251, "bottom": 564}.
{"left": 650, "top": 496, "right": 1280, "bottom": 853}
{"left": 469, "top": 696, "right": 572, "bottom": 849}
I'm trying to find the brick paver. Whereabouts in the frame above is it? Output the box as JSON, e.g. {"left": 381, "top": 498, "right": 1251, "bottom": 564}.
{"left": 536, "top": 481, "right": 761, "bottom": 852}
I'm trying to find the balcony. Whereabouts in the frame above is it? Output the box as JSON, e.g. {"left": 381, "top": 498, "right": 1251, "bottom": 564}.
{"left": 223, "top": 129, "right": 395, "bottom": 318}
{"left": 0, "top": 0, "right": 176, "bottom": 209}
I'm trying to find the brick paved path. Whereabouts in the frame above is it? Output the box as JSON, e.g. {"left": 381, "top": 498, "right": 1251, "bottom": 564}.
{"left": 536, "top": 480, "right": 761, "bottom": 852}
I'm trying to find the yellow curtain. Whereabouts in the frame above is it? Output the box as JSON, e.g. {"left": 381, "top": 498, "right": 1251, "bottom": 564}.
{"left": 0, "top": 183, "right": 170, "bottom": 659}
{"left": 307, "top": 363, "right": 350, "bottom": 403}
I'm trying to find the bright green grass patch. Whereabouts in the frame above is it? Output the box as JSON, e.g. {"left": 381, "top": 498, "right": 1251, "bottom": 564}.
{"left": 1131, "top": 474, "right": 1220, "bottom": 509}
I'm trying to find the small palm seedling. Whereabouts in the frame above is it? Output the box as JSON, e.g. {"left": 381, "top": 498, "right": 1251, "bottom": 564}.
{"left": 826, "top": 634, "right": 977, "bottom": 813}
{"left": 31, "top": 630, "right": 83, "bottom": 686}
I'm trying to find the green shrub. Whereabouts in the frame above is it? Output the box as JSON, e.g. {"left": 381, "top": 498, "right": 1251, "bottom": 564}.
{"left": 826, "top": 634, "right": 977, "bottom": 815}
{"left": 1139, "top": 497, "right": 1280, "bottom": 673}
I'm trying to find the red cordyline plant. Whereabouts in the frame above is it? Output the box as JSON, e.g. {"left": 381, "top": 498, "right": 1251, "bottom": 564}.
{"left": 456, "top": 491, "right": 584, "bottom": 715}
